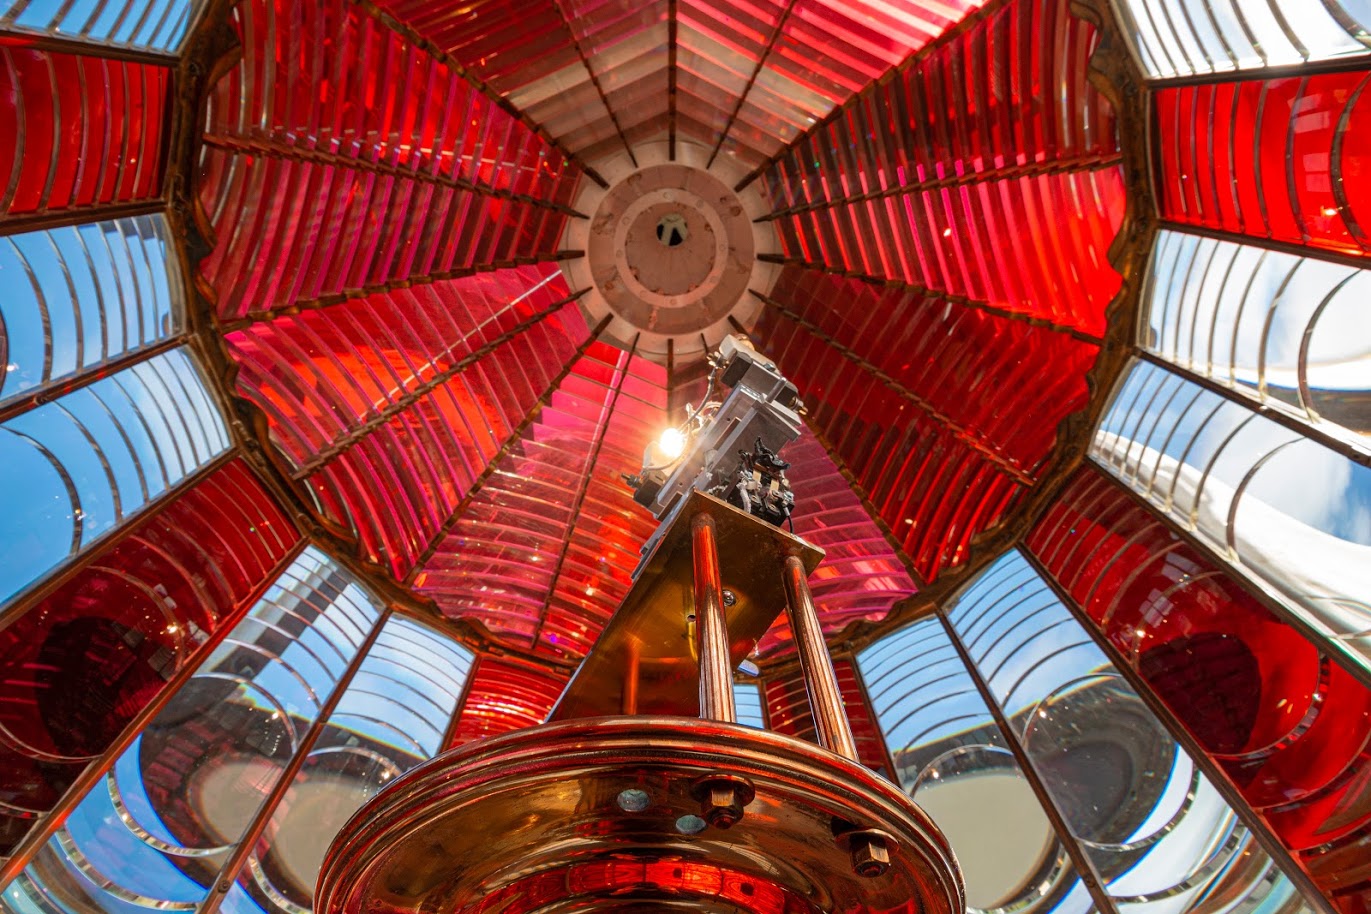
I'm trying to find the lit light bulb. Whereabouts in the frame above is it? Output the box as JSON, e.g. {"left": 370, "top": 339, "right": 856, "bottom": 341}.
{"left": 657, "top": 427, "right": 687, "bottom": 460}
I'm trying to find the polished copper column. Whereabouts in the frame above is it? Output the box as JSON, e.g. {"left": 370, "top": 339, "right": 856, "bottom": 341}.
{"left": 781, "top": 553, "right": 859, "bottom": 761}
{"left": 621, "top": 642, "right": 640, "bottom": 714}
{"left": 691, "top": 512, "right": 736, "bottom": 723}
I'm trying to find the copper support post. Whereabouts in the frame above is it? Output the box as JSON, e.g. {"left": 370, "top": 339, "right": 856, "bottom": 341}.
{"left": 622, "top": 643, "right": 640, "bottom": 715}
{"left": 781, "top": 554, "right": 859, "bottom": 761}
{"left": 691, "top": 513, "right": 736, "bottom": 722}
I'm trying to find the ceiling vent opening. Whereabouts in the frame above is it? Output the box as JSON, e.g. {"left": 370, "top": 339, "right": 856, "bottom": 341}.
{"left": 656, "top": 213, "right": 689, "bottom": 247}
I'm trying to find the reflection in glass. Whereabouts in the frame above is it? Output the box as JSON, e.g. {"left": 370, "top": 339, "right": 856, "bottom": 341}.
{"left": 1142, "top": 229, "right": 1371, "bottom": 455}
{"left": 1, "top": 548, "right": 383, "bottom": 913}
{"left": 734, "top": 681, "right": 767, "bottom": 729}
{"left": 1094, "top": 358, "right": 1371, "bottom": 671}
{"left": 1027, "top": 466, "right": 1371, "bottom": 910}
{"left": 0, "top": 215, "right": 183, "bottom": 409}
{"left": 857, "top": 617, "right": 1090, "bottom": 914}
{"left": 942, "top": 551, "right": 1310, "bottom": 914}
{"left": 1111, "top": 0, "right": 1371, "bottom": 77}
{"left": 0, "top": 0, "right": 207, "bottom": 53}
{"left": 229, "top": 616, "right": 474, "bottom": 914}
{"left": 0, "top": 347, "right": 230, "bottom": 608}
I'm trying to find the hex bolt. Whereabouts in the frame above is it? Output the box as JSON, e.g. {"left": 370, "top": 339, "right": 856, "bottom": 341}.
{"left": 849, "top": 833, "right": 892, "bottom": 878}
{"left": 691, "top": 775, "right": 755, "bottom": 830}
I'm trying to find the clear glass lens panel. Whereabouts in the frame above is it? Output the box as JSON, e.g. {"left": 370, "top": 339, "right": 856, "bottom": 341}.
{"left": 1028, "top": 466, "right": 1371, "bottom": 909}
{"left": 0, "top": 215, "right": 183, "bottom": 409}
{"left": 0, "top": 347, "right": 230, "bottom": 607}
{"left": 944, "top": 550, "right": 1309, "bottom": 913}
{"left": 1093, "top": 358, "right": 1371, "bottom": 671}
{"left": 857, "top": 617, "right": 1090, "bottom": 914}
{"left": 1141, "top": 229, "right": 1371, "bottom": 457}
{"left": 1, "top": 0, "right": 207, "bottom": 52}
{"left": 229, "top": 616, "right": 473, "bottom": 914}
{"left": 1112, "top": 0, "right": 1371, "bottom": 77}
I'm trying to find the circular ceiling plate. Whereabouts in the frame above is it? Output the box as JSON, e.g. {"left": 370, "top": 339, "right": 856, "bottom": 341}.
{"left": 590, "top": 165, "right": 754, "bottom": 337}
{"left": 562, "top": 148, "right": 780, "bottom": 366}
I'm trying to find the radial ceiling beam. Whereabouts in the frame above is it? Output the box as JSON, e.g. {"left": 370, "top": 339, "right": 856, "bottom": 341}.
{"left": 216, "top": 251, "right": 587, "bottom": 332}
{"left": 755, "top": 153, "right": 1124, "bottom": 222}
{"left": 293, "top": 288, "right": 592, "bottom": 479}
{"left": 704, "top": 0, "right": 798, "bottom": 171}
{"left": 528, "top": 333, "right": 640, "bottom": 647}
{"left": 548, "top": 0, "right": 639, "bottom": 167}
{"left": 753, "top": 259, "right": 1105, "bottom": 344}
{"left": 0, "top": 199, "right": 166, "bottom": 236}
{"left": 353, "top": 0, "right": 612, "bottom": 188}
{"left": 0, "top": 28, "right": 176, "bottom": 64}
{"left": 405, "top": 315, "right": 614, "bottom": 581}
{"left": 200, "top": 135, "right": 588, "bottom": 216}
{"left": 667, "top": 0, "right": 678, "bottom": 160}
{"left": 749, "top": 289, "right": 1037, "bottom": 486}
{"left": 733, "top": 0, "right": 1015, "bottom": 194}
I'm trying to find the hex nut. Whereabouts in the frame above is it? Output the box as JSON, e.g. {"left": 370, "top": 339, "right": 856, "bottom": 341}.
{"left": 849, "top": 833, "right": 892, "bottom": 878}
{"left": 691, "top": 775, "right": 756, "bottom": 830}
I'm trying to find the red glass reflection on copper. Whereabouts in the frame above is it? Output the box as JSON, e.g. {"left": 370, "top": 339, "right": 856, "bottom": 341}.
{"left": 446, "top": 658, "right": 568, "bottom": 748}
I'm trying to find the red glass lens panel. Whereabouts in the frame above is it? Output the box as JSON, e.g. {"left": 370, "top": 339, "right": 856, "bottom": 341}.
{"left": 369, "top": 0, "right": 670, "bottom": 162}
{"left": 765, "top": 0, "right": 1118, "bottom": 208}
{"left": 536, "top": 360, "right": 666, "bottom": 659}
{"left": 1026, "top": 466, "right": 1371, "bottom": 911}
{"left": 202, "top": 0, "right": 579, "bottom": 204}
{"left": 763, "top": 267, "right": 1099, "bottom": 475}
{"left": 0, "top": 40, "right": 169, "bottom": 219}
{"left": 754, "top": 280, "right": 1032, "bottom": 581}
{"left": 447, "top": 657, "right": 568, "bottom": 747}
{"left": 373, "top": 0, "right": 984, "bottom": 165}
{"left": 1154, "top": 70, "right": 1371, "bottom": 261}
{"left": 226, "top": 267, "right": 587, "bottom": 580}
{"left": 470, "top": 859, "right": 812, "bottom": 914}
{"left": 197, "top": 0, "right": 581, "bottom": 321}
{"left": 415, "top": 342, "right": 664, "bottom": 660}
{"left": 769, "top": 167, "right": 1125, "bottom": 336}
{"left": 0, "top": 458, "right": 298, "bottom": 856}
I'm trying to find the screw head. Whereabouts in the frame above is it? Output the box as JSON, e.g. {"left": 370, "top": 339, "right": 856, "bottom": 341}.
{"left": 849, "top": 833, "right": 892, "bottom": 878}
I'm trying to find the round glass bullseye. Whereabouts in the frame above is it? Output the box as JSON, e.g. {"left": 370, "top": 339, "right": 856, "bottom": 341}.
{"left": 617, "top": 788, "right": 651, "bottom": 812}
